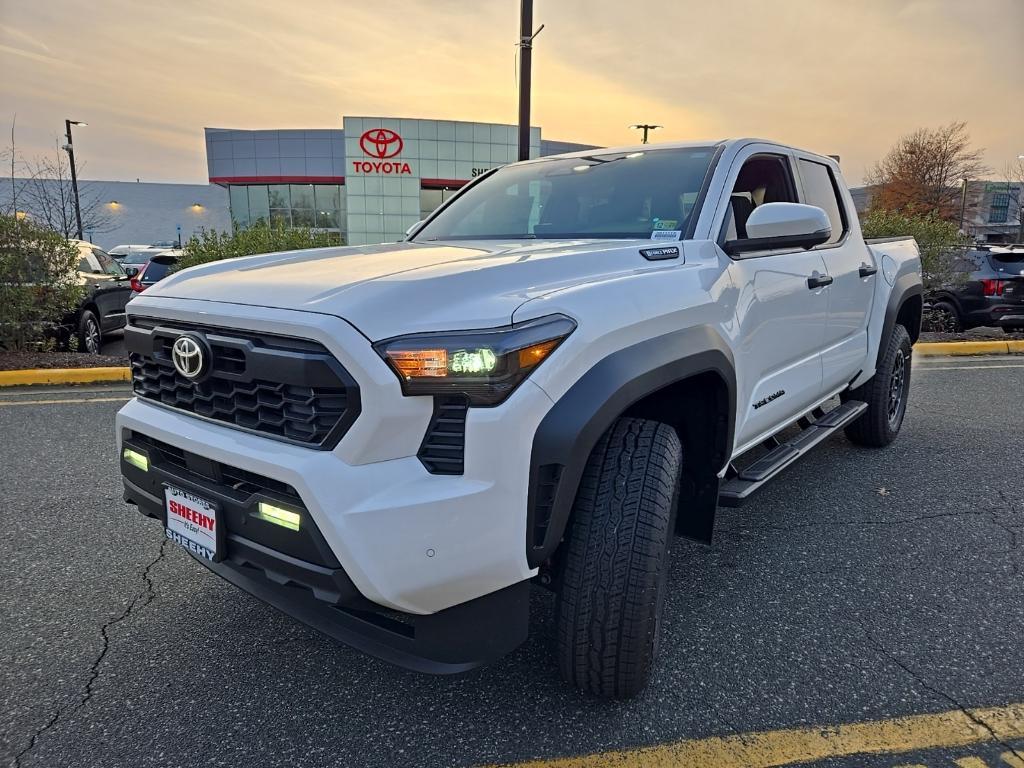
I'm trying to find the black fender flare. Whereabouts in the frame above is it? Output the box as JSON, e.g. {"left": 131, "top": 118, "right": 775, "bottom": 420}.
{"left": 525, "top": 325, "right": 736, "bottom": 568}
{"left": 878, "top": 274, "right": 924, "bottom": 368}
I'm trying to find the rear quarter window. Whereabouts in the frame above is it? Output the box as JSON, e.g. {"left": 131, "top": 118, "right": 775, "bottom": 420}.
{"left": 142, "top": 260, "right": 175, "bottom": 283}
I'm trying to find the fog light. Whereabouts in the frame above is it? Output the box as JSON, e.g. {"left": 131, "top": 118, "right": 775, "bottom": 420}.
{"left": 122, "top": 448, "right": 149, "bottom": 471}
{"left": 256, "top": 502, "right": 300, "bottom": 531}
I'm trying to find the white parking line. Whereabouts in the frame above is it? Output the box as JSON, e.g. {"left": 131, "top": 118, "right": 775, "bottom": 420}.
{"left": 914, "top": 363, "right": 1024, "bottom": 371}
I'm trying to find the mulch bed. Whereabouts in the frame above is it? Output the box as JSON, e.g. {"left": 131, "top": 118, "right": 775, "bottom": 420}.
{"left": 0, "top": 350, "right": 129, "bottom": 371}
{"left": 919, "top": 329, "right": 1024, "bottom": 343}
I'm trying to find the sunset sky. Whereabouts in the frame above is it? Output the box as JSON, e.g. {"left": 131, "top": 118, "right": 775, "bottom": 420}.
{"left": 2, "top": 0, "right": 1022, "bottom": 185}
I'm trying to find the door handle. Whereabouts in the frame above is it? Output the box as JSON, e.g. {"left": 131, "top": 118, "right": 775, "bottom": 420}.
{"left": 807, "top": 273, "right": 833, "bottom": 289}
{"left": 859, "top": 263, "right": 878, "bottom": 277}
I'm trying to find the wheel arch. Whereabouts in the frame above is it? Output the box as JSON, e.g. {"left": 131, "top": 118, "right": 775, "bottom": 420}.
{"left": 526, "top": 325, "right": 736, "bottom": 568}
{"left": 880, "top": 275, "right": 924, "bottom": 362}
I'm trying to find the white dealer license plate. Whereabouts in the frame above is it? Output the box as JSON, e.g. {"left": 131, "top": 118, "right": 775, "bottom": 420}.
{"left": 164, "top": 486, "right": 221, "bottom": 561}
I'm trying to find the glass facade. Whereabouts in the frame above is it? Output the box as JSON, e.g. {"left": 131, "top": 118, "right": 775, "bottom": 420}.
{"left": 229, "top": 183, "right": 346, "bottom": 234}
{"left": 419, "top": 188, "right": 459, "bottom": 221}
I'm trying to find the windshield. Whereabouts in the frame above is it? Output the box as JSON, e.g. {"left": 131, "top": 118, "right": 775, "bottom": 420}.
{"left": 413, "top": 146, "right": 716, "bottom": 241}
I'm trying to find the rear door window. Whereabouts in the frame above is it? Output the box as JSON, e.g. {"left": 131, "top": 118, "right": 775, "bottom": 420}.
{"left": 797, "top": 159, "right": 847, "bottom": 246}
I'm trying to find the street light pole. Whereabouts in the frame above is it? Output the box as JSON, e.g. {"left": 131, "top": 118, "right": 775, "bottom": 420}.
{"left": 64, "top": 119, "right": 87, "bottom": 240}
{"left": 629, "top": 124, "right": 662, "bottom": 144}
{"left": 517, "top": 0, "right": 534, "bottom": 162}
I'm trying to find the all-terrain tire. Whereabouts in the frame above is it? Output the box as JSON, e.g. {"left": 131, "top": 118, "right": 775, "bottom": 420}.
{"left": 555, "top": 417, "right": 681, "bottom": 698}
{"left": 843, "top": 324, "right": 912, "bottom": 447}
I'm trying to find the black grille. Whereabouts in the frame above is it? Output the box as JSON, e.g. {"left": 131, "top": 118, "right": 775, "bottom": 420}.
{"left": 418, "top": 396, "right": 469, "bottom": 475}
{"left": 126, "top": 318, "right": 360, "bottom": 449}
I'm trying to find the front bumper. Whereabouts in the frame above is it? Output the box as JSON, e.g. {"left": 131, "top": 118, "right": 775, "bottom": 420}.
{"left": 120, "top": 430, "right": 530, "bottom": 673}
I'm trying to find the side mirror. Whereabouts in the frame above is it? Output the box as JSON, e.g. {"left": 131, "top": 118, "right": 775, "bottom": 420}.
{"left": 124, "top": 266, "right": 139, "bottom": 277}
{"left": 405, "top": 220, "right": 425, "bottom": 237}
{"left": 724, "top": 202, "right": 831, "bottom": 256}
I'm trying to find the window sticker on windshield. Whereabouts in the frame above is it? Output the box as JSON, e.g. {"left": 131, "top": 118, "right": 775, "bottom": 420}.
{"left": 650, "top": 230, "right": 681, "bottom": 241}
{"left": 651, "top": 218, "right": 679, "bottom": 231}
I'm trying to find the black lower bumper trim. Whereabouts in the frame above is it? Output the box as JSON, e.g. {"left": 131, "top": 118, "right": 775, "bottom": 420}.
{"left": 123, "top": 478, "right": 530, "bottom": 674}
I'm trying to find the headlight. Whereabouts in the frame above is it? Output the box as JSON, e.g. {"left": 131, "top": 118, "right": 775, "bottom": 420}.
{"left": 374, "top": 314, "right": 576, "bottom": 406}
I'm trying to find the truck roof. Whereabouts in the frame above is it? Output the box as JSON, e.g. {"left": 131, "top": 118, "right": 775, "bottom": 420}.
{"left": 532, "top": 138, "right": 840, "bottom": 168}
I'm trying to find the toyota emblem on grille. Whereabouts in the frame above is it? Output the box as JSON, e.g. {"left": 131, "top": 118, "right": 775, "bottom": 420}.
{"left": 171, "top": 334, "right": 208, "bottom": 379}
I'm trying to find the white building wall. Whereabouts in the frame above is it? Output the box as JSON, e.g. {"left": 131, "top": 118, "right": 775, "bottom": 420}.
{"left": 1, "top": 178, "right": 230, "bottom": 250}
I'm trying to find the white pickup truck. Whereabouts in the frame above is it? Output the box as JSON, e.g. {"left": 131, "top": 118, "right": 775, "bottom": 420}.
{"left": 116, "top": 139, "right": 922, "bottom": 698}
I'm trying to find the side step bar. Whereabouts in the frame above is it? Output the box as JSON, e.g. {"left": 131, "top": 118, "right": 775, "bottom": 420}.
{"left": 718, "top": 400, "right": 867, "bottom": 507}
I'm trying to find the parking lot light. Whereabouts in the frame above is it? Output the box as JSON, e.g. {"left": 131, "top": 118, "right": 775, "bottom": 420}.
{"left": 256, "top": 502, "right": 301, "bottom": 531}
{"left": 122, "top": 448, "right": 149, "bottom": 472}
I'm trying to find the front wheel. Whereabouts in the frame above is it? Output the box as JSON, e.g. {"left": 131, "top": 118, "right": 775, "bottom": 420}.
{"left": 555, "top": 417, "right": 681, "bottom": 698}
{"left": 843, "top": 324, "right": 912, "bottom": 447}
{"left": 77, "top": 310, "right": 102, "bottom": 355}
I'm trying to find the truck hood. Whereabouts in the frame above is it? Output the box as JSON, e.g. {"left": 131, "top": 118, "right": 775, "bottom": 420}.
{"left": 144, "top": 239, "right": 672, "bottom": 339}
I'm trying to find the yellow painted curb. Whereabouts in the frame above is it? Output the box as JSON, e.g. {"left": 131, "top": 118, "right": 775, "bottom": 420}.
{"left": 915, "top": 340, "right": 1024, "bottom": 357}
{"left": 0, "top": 367, "right": 131, "bottom": 387}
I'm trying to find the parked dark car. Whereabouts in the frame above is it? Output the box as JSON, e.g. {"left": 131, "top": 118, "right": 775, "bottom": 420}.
{"left": 129, "top": 250, "right": 179, "bottom": 294}
{"left": 929, "top": 246, "right": 1024, "bottom": 332}
{"left": 65, "top": 240, "right": 134, "bottom": 353}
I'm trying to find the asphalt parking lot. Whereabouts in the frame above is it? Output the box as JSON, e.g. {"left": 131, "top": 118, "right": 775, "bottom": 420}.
{"left": 2, "top": 355, "right": 1022, "bottom": 768}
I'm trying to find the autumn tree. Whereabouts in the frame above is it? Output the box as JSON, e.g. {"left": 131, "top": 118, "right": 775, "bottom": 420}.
{"left": 866, "top": 121, "right": 988, "bottom": 219}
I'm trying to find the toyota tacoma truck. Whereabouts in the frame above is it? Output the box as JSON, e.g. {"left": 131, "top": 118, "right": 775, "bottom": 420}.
{"left": 116, "top": 139, "right": 922, "bottom": 698}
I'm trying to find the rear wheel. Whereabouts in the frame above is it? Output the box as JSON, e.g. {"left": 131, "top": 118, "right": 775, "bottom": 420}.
{"left": 843, "top": 324, "right": 912, "bottom": 447}
{"left": 555, "top": 417, "right": 681, "bottom": 698}
{"left": 77, "top": 310, "right": 102, "bottom": 355}
{"left": 928, "top": 301, "right": 962, "bottom": 333}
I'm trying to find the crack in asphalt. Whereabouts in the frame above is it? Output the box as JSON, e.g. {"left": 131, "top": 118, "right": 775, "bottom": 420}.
{"left": 858, "top": 621, "right": 1024, "bottom": 764}
{"left": 12, "top": 538, "right": 169, "bottom": 768}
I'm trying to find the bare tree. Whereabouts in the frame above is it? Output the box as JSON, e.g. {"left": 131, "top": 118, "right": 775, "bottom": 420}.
{"left": 17, "top": 141, "right": 111, "bottom": 238}
{"left": 866, "top": 121, "right": 989, "bottom": 219}
{"left": 1, "top": 115, "right": 22, "bottom": 216}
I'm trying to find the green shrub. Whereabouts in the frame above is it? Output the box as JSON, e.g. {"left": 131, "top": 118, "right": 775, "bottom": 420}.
{"left": 0, "top": 215, "right": 83, "bottom": 351}
{"left": 859, "top": 209, "right": 969, "bottom": 292}
{"left": 178, "top": 222, "right": 343, "bottom": 271}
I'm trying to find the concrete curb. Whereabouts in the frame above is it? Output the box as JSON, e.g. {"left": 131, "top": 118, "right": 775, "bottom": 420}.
{"left": 0, "top": 367, "right": 131, "bottom": 387}
{"left": 0, "top": 340, "right": 1021, "bottom": 387}
{"left": 915, "top": 340, "right": 1024, "bottom": 357}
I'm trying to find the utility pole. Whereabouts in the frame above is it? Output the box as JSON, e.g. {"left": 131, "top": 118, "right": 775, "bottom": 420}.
{"left": 958, "top": 177, "right": 968, "bottom": 234}
{"left": 517, "top": 0, "right": 542, "bottom": 162}
{"left": 64, "top": 119, "right": 87, "bottom": 239}
{"left": 629, "top": 124, "right": 662, "bottom": 144}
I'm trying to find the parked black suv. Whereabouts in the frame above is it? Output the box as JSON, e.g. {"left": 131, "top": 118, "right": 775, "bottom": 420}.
{"left": 65, "top": 240, "right": 134, "bottom": 353}
{"left": 930, "top": 246, "right": 1024, "bottom": 332}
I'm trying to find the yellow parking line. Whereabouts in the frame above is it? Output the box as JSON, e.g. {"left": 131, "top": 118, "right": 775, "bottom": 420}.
{"left": 489, "top": 703, "right": 1024, "bottom": 768}
{"left": 0, "top": 397, "right": 130, "bottom": 407}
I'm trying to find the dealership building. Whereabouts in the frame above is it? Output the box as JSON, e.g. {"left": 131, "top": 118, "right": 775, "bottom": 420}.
{"left": 205, "top": 116, "right": 597, "bottom": 245}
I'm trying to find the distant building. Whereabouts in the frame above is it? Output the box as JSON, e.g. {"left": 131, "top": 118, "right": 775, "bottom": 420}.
{"left": 1, "top": 178, "right": 229, "bottom": 250}
{"left": 849, "top": 181, "right": 1023, "bottom": 243}
{"left": 204, "top": 115, "right": 598, "bottom": 245}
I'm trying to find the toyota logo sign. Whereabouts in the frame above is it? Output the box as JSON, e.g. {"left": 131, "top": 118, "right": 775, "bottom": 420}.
{"left": 359, "top": 128, "right": 403, "bottom": 159}
{"left": 171, "top": 334, "right": 209, "bottom": 380}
